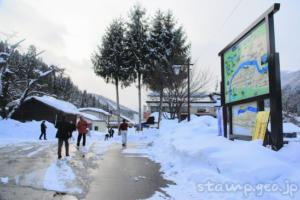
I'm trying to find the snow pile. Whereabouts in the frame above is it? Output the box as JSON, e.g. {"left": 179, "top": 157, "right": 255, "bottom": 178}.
{"left": 126, "top": 116, "right": 300, "bottom": 199}
{"left": 283, "top": 122, "right": 300, "bottom": 133}
{"left": 43, "top": 161, "right": 81, "bottom": 193}
{"left": 150, "top": 112, "right": 171, "bottom": 121}
{"left": 0, "top": 177, "right": 9, "bottom": 184}
{"left": 0, "top": 119, "right": 57, "bottom": 145}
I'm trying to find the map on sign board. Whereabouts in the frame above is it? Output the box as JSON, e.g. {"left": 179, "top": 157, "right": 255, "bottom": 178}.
{"left": 224, "top": 21, "right": 269, "bottom": 103}
{"left": 232, "top": 102, "right": 258, "bottom": 136}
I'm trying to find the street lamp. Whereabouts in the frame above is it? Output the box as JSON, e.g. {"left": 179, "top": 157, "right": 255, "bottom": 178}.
{"left": 172, "top": 65, "right": 182, "bottom": 75}
{"left": 172, "top": 61, "right": 193, "bottom": 122}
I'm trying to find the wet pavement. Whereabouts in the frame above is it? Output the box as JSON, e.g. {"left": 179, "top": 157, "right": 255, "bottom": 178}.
{"left": 0, "top": 141, "right": 173, "bottom": 200}
{"left": 86, "top": 144, "right": 173, "bottom": 200}
{"left": 0, "top": 185, "right": 77, "bottom": 200}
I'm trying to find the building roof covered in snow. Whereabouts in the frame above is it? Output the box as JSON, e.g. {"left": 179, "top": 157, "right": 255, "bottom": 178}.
{"left": 27, "top": 96, "right": 79, "bottom": 115}
{"left": 11, "top": 95, "right": 78, "bottom": 124}
{"left": 78, "top": 107, "right": 111, "bottom": 116}
{"left": 109, "top": 113, "right": 135, "bottom": 124}
{"left": 120, "top": 114, "right": 135, "bottom": 124}
{"left": 78, "top": 112, "right": 102, "bottom": 121}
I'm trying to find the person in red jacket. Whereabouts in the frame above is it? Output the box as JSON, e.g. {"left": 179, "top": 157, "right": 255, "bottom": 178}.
{"left": 76, "top": 116, "right": 88, "bottom": 148}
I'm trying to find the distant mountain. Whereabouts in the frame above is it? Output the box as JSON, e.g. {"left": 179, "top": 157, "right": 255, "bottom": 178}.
{"left": 281, "top": 70, "right": 300, "bottom": 115}
{"left": 92, "top": 93, "right": 138, "bottom": 120}
{"left": 281, "top": 70, "right": 300, "bottom": 90}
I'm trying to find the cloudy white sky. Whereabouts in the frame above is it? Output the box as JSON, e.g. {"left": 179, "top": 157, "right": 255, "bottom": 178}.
{"left": 0, "top": 0, "right": 299, "bottom": 111}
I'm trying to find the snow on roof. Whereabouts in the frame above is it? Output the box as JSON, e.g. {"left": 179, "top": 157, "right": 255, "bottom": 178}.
{"left": 283, "top": 122, "right": 300, "bottom": 133}
{"left": 78, "top": 112, "right": 102, "bottom": 121}
{"left": 120, "top": 115, "right": 135, "bottom": 123}
{"left": 109, "top": 113, "right": 135, "bottom": 123}
{"left": 28, "top": 96, "right": 79, "bottom": 115}
{"left": 108, "top": 120, "right": 134, "bottom": 125}
{"left": 148, "top": 91, "right": 211, "bottom": 98}
{"left": 78, "top": 107, "right": 111, "bottom": 116}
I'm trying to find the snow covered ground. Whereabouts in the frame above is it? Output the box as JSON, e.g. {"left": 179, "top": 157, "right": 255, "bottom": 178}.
{"left": 0, "top": 119, "right": 57, "bottom": 146}
{"left": 122, "top": 116, "right": 300, "bottom": 200}
{"left": 0, "top": 119, "right": 109, "bottom": 195}
{"left": 1, "top": 117, "right": 300, "bottom": 199}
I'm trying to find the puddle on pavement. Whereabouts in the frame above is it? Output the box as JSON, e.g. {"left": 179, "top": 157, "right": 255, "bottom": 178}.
{"left": 86, "top": 144, "right": 175, "bottom": 200}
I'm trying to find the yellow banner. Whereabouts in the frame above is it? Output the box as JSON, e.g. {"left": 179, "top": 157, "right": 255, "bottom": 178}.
{"left": 252, "top": 111, "right": 270, "bottom": 140}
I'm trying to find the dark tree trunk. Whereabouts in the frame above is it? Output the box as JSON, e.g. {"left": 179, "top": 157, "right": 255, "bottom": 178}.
{"left": 157, "top": 88, "right": 163, "bottom": 129}
{"left": 115, "top": 78, "right": 121, "bottom": 130}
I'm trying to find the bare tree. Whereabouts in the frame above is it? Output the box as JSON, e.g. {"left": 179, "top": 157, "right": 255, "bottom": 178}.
{"left": 164, "top": 65, "right": 212, "bottom": 120}
{"left": 6, "top": 46, "right": 54, "bottom": 118}
{"left": 0, "top": 39, "right": 25, "bottom": 118}
{"left": 282, "top": 85, "right": 300, "bottom": 116}
{"left": 7, "top": 68, "right": 54, "bottom": 118}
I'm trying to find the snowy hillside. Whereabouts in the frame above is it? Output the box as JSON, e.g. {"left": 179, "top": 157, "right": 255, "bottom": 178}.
{"left": 281, "top": 70, "right": 300, "bottom": 90}
{"left": 281, "top": 70, "right": 300, "bottom": 115}
{"left": 92, "top": 93, "right": 138, "bottom": 117}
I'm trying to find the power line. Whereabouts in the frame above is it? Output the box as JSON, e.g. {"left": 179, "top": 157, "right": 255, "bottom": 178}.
{"left": 193, "top": 0, "right": 244, "bottom": 68}
{"left": 218, "top": 0, "right": 244, "bottom": 33}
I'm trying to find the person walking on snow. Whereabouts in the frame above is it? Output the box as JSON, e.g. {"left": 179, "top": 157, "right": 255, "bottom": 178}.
{"left": 76, "top": 116, "right": 88, "bottom": 148}
{"left": 68, "top": 121, "right": 76, "bottom": 140}
{"left": 119, "top": 119, "right": 128, "bottom": 147}
{"left": 55, "top": 115, "right": 71, "bottom": 159}
{"left": 39, "top": 120, "right": 47, "bottom": 140}
{"left": 109, "top": 127, "right": 114, "bottom": 138}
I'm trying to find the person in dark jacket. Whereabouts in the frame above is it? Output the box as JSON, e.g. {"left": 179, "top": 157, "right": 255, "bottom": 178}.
{"left": 39, "top": 121, "right": 47, "bottom": 140}
{"left": 118, "top": 119, "right": 128, "bottom": 147}
{"left": 68, "top": 121, "right": 76, "bottom": 139}
{"left": 55, "top": 115, "right": 71, "bottom": 159}
{"left": 109, "top": 127, "right": 114, "bottom": 138}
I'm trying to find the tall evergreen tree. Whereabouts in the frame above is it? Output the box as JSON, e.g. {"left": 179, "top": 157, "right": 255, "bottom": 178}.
{"left": 146, "top": 10, "right": 190, "bottom": 125}
{"left": 145, "top": 10, "right": 167, "bottom": 128}
{"left": 163, "top": 11, "right": 191, "bottom": 120}
{"left": 125, "top": 4, "right": 150, "bottom": 131}
{"left": 92, "top": 18, "right": 131, "bottom": 127}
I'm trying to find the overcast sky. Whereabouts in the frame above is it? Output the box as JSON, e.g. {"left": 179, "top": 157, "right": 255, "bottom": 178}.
{"left": 0, "top": 0, "right": 299, "bottom": 111}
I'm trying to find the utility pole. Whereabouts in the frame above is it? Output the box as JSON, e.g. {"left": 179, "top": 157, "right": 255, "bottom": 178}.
{"left": 172, "top": 59, "right": 193, "bottom": 122}
{"left": 187, "top": 59, "right": 193, "bottom": 122}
